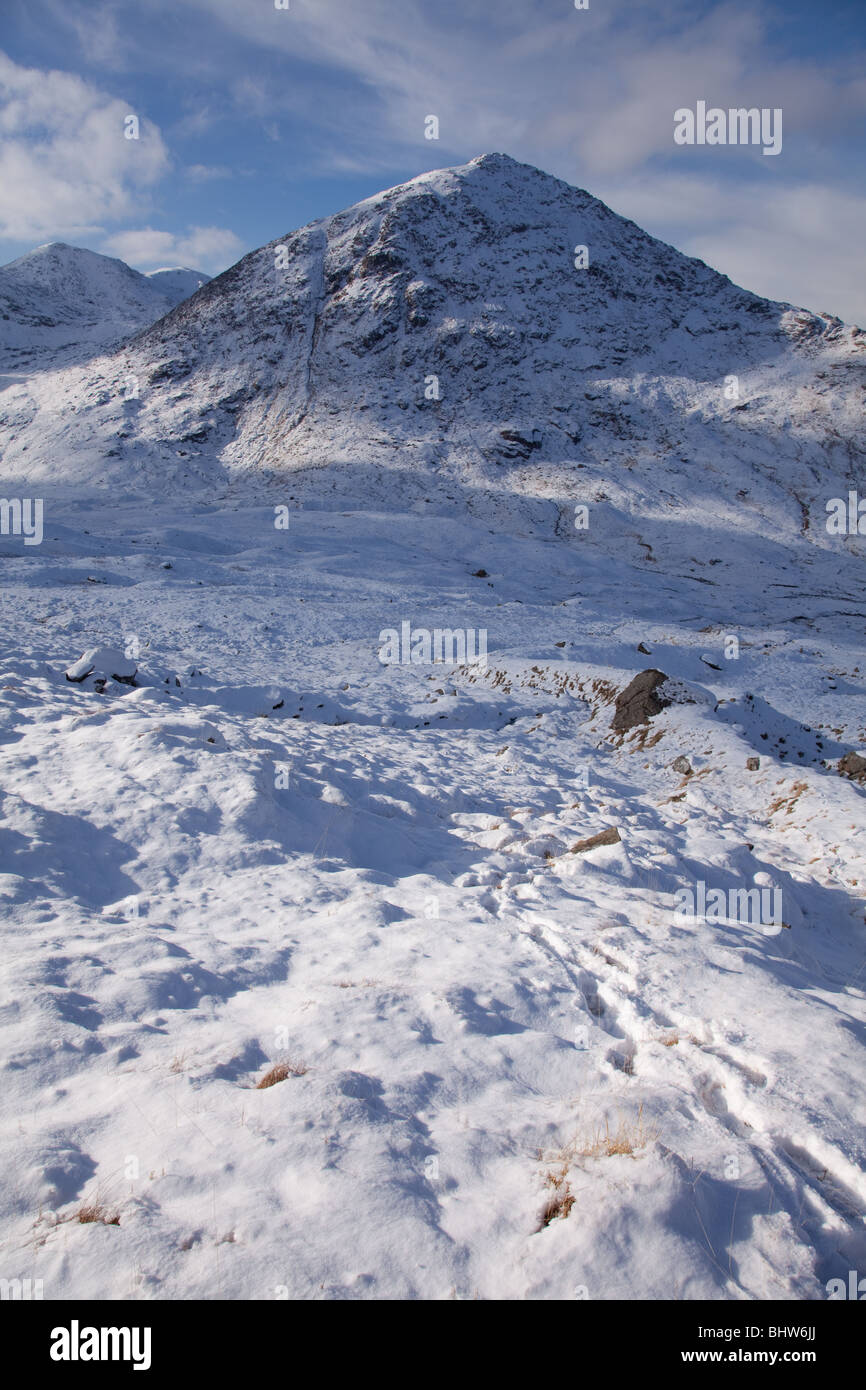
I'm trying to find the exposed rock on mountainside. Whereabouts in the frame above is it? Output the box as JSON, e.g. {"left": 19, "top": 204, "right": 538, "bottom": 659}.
{"left": 612, "top": 668, "right": 671, "bottom": 731}
{"left": 838, "top": 751, "right": 866, "bottom": 782}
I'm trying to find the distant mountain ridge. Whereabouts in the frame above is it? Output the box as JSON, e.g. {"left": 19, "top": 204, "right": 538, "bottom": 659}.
{"left": 144, "top": 266, "right": 211, "bottom": 303}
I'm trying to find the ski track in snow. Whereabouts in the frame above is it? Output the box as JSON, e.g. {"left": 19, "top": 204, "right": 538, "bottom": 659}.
{"left": 1, "top": 495, "right": 864, "bottom": 1301}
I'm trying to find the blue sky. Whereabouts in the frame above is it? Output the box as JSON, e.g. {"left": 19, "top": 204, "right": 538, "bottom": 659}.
{"left": 1, "top": 0, "right": 864, "bottom": 319}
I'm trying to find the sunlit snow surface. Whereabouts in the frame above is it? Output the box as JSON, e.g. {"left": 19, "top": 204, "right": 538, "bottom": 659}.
{"left": 1, "top": 488, "right": 864, "bottom": 1300}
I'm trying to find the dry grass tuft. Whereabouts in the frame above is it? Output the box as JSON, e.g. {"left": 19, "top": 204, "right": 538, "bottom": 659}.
{"left": 768, "top": 781, "right": 808, "bottom": 816}
{"left": 576, "top": 1104, "right": 658, "bottom": 1158}
{"left": 256, "top": 1058, "right": 308, "bottom": 1089}
{"left": 538, "top": 1165, "right": 576, "bottom": 1229}
{"left": 77, "top": 1202, "right": 120, "bottom": 1226}
{"left": 536, "top": 1107, "right": 658, "bottom": 1231}
{"left": 544, "top": 1104, "right": 658, "bottom": 1169}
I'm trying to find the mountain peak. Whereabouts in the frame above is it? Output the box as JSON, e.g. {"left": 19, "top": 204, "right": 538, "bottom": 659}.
{"left": 463, "top": 151, "right": 536, "bottom": 175}
{"left": 145, "top": 265, "right": 203, "bottom": 276}
{"left": 463, "top": 151, "right": 561, "bottom": 178}
{"left": 350, "top": 152, "right": 586, "bottom": 223}
{"left": 1, "top": 155, "right": 861, "bottom": 516}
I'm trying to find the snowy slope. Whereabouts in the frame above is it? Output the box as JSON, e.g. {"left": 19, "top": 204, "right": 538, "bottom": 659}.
{"left": 0, "top": 155, "right": 864, "bottom": 1303}
{"left": 0, "top": 244, "right": 208, "bottom": 373}
{"left": 0, "top": 497, "right": 864, "bottom": 1301}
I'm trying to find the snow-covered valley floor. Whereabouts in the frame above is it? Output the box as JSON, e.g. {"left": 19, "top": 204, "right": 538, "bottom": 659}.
{"left": 1, "top": 487, "right": 865, "bottom": 1300}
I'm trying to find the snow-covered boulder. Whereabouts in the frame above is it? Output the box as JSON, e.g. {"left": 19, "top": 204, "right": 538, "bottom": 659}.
{"left": 65, "top": 647, "right": 137, "bottom": 688}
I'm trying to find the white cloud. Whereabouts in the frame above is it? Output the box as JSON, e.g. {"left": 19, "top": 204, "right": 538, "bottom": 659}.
{"left": 101, "top": 224, "right": 244, "bottom": 272}
{"left": 0, "top": 50, "right": 169, "bottom": 240}
{"left": 38, "top": 0, "right": 129, "bottom": 69}
{"left": 593, "top": 173, "right": 866, "bottom": 324}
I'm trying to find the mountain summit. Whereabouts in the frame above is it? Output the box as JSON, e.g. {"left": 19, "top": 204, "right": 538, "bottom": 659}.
{"left": 1, "top": 154, "right": 862, "bottom": 541}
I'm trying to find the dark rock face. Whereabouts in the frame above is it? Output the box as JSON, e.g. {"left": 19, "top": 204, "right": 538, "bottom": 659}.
{"left": 498, "top": 427, "right": 542, "bottom": 458}
{"left": 838, "top": 752, "right": 866, "bottom": 782}
{"left": 611, "top": 669, "right": 671, "bottom": 732}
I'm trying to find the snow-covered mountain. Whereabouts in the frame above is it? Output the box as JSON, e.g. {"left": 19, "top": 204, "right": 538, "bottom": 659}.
{"left": 144, "top": 266, "right": 211, "bottom": 304}
{"left": 1, "top": 154, "right": 862, "bottom": 558}
{"left": 0, "top": 242, "right": 210, "bottom": 373}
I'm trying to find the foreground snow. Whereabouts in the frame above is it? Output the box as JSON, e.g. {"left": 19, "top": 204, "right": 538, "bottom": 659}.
{"left": 1, "top": 490, "right": 864, "bottom": 1300}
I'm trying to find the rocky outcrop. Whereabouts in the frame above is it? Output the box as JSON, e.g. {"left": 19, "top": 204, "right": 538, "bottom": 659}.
{"left": 612, "top": 669, "right": 671, "bottom": 733}
{"left": 838, "top": 752, "right": 866, "bottom": 782}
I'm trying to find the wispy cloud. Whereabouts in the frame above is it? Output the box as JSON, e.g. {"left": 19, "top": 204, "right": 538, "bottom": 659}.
{"left": 172, "top": 0, "right": 866, "bottom": 174}
{"left": 186, "top": 162, "right": 232, "bottom": 182}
